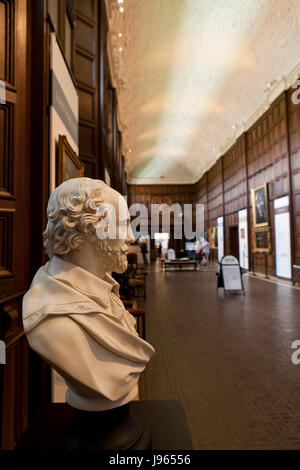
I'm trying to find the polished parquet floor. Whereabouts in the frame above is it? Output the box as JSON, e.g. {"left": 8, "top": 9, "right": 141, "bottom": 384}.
{"left": 139, "top": 263, "right": 300, "bottom": 450}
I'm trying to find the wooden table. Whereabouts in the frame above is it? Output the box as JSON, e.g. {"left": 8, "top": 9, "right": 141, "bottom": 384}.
{"left": 162, "top": 259, "right": 197, "bottom": 271}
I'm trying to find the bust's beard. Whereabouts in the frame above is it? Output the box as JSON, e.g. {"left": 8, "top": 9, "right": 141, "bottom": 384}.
{"left": 94, "top": 239, "right": 128, "bottom": 273}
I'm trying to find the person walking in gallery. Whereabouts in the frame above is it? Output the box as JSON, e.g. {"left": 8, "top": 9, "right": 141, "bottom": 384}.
{"left": 195, "top": 239, "right": 203, "bottom": 264}
{"left": 202, "top": 237, "right": 211, "bottom": 266}
{"left": 140, "top": 241, "right": 148, "bottom": 265}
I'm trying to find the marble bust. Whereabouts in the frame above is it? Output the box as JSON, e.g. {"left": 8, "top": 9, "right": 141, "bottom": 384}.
{"left": 22, "top": 177, "right": 155, "bottom": 412}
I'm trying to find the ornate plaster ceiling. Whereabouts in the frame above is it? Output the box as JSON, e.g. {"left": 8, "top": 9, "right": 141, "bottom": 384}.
{"left": 106, "top": 0, "right": 300, "bottom": 185}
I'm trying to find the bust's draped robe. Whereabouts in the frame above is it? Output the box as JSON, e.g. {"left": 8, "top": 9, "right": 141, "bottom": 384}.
{"left": 23, "top": 256, "right": 155, "bottom": 411}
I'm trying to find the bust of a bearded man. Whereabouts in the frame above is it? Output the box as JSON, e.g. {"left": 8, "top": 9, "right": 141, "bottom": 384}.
{"left": 22, "top": 177, "right": 155, "bottom": 412}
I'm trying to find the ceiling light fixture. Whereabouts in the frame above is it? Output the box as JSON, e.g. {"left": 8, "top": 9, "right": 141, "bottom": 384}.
{"left": 264, "top": 80, "right": 277, "bottom": 93}
{"left": 118, "top": 33, "right": 122, "bottom": 38}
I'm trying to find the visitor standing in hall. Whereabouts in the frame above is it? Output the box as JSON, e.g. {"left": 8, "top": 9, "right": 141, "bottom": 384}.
{"left": 202, "top": 237, "right": 211, "bottom": 265}
{"left": 141, "top": 241, "right": 148, "bottom": 265}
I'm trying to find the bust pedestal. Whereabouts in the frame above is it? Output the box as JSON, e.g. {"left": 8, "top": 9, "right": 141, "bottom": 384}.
{"left": 16, "top": 400, "right": 193, "bottom": 450}
{"left": 53, "top": 403, "right": 152, "bottom": 450}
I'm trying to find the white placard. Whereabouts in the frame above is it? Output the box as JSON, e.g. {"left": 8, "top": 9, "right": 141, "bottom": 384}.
{"left": 222, "top": 265, "right": 243, "bottom": 290}
{"left": 167, "top": 248, "right": 176, "bottom": 260}
{"left": 221, "top": 255, "right": 243, "bottom": 291}
{"left": 238, "top": 209, "right": 249, "bottom": 270}
{"left": 275, "top": 211, "right": 292, "bottom": 279}
{"left": 222, "top": 255, "right": 239, "bottom": 265}
{"left": 0, "top": 340, "right": 6, "bottom": 364}
{"left": 217, "top": 216, "right": 224, "bottom": 262}
{"left": 0, "top": 80, "right": 5, "bottom": 104}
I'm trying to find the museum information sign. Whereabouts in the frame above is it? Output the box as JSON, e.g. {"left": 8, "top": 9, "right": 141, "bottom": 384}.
{"left": 221, "top": 255, "right": 243, "bottom": 292}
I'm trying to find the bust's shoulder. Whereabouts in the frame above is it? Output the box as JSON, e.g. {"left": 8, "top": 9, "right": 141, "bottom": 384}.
{"left": 22, "top": 263, "right": 97, "bottom": 331}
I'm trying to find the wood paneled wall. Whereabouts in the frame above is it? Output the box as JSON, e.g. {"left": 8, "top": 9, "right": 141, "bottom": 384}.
{"left": 74, "top": 0, "right": 101, "bottom": 179}
{"left": 246, "top": 93, "right": 289, "bottom": 272}
{"left": 207, "top": 159, "right": 223, "bottom": 227}
{"left": 60, "top": 0, "right": 127, "bottom": 190}
{"left": 0, "top": 0, "right": 31, "bottom": 450}
{"left": 287, "top": 87, "right": 300, "bottom": 274}
{"left": 129, "top": 87, "right": 299, "bottom": 276}
{"left": 0, "top": 0, "right": 128, "bottom": 450}
{"left": 223, "top": 135, "right": 247, "bottom": 254}
{"left": 129, "top": 184, "right": 194, "bottom": 208}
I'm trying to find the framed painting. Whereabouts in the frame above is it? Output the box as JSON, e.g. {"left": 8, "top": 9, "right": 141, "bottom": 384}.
{"left": 57, "top": 135, "right": 84, "bottom": 185}
{"left": 251, "top": 183, "right": 269, "bottom": 227}
{"left": 209, "top": 227, "right": 218, "bottom": 249}
{"left": 252, "top": 226, "right": 271, "bottom": 253}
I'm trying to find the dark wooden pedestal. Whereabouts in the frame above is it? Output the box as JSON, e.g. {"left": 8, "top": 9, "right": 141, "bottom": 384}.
{"left": 15, "top": 400, "right": 193, "bottom": 451}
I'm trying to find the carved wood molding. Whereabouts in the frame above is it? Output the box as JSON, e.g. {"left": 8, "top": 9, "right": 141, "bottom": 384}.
{"left": 0, "top": 298, "right": 24, "bottom": 348}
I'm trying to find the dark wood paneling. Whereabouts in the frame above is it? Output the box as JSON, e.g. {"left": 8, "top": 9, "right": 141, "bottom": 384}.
{"left": 207, "top": 159, "right": 223, "bottom": 228}
{"left": 0, "top": 212, "right": 13, "bottom": 277}
{"left": 0, "top": 103, "right": 13, "bottom": 196}
{"left": 223, "top": 135, "right": 247, "bottom": 216}
{"left": 0, "top": 296, "right": 29, "bottom": 450}
{"left": 75, "top": 0, "right": 94, "bottom": 19}
{"left": 194, "top": 173, "right": 208, "bottom": 224}
{"left": 246, "top": 94, "right": 289, "bottom": 273}
{"left": 0, "top": 0, "right": 14, "bottom": 85}
{"left": 223, "top": 135, "right": 247, "bottom": 255}
{"left": 74, "top": 0, "right": 99, "bottom": 178}
{"left": 0, "top": 0, "right": 32, "bottom": 450}
{"left": 0, "top": 0, "right": 29, "bottom": 298}
{"left": 288, "top": 86, "right": 300, "bottom": 267}
{"left": 78, "top": 88, "right": 95, "bottom": 121}
{"left": 75, "top": 52, "right": 95, "bottom": 88}
{"left": 129, "top": 184, "right": 194, "bottom": 208}
{"left": 75, "top": 15, "right": 94, "bottom": 53}
{"left": 74, "top": 0, "right": 125, "bottom": 188}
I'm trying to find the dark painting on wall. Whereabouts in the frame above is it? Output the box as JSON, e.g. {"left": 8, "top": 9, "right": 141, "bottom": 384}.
{"left": 251, "top": 183, "right": 269, "bottom": 227}
{"left": 57, "top": 135, "right": 84, "bottom": 186}
{"left": 209, "top": 227, "right": 218, "bottom": 249}
{"left": 253, "top": 226, "right": 271, "bottom": 253}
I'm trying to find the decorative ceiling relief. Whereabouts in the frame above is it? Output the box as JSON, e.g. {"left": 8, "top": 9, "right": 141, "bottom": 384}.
{"left": 105, "top": 0, "right": 300, "bottom": 185}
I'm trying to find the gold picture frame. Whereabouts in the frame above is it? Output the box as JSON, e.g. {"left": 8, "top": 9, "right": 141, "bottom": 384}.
{"left": 57, "top": 135, "right": 84, "bottom": 185}
{"left": 251, "top": 183, "right": 269, "bottom": 227}
{"left": 209, "top": 226, "right": 218, "bottom": 249}
{"left": 252, "top": 226, "right": 271, "bottom": 253}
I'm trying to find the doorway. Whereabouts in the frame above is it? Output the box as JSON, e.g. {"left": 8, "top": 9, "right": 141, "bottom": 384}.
{"left": 229, "top": 226, "right": 239, "bottom": 260}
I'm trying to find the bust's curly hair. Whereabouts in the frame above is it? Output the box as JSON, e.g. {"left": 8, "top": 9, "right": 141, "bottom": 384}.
{"left": 43, "top": 177, "right": 107, "bottom": 258}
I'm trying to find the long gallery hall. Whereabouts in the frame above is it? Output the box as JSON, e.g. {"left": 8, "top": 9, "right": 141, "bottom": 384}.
{"left": 1, "top": 0, "right": 300, "bottom": 453}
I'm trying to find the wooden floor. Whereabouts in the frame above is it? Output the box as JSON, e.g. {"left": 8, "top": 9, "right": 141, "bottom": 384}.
{"left": 139, "top": 263, "right": 300, "bottom": 449}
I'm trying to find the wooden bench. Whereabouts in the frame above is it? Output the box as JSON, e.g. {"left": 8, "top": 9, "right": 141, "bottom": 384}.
{"left": 163, "top": 259, "right": 197, "bottom": 271}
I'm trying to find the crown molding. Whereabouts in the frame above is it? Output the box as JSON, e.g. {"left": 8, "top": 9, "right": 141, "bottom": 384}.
{"left": 127, "top": 177, "right": 194, "bottom": 186}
